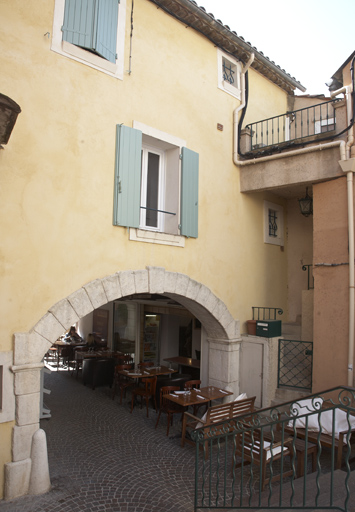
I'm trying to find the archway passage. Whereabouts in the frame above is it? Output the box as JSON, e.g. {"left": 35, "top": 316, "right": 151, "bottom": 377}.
{"left": 8, "top": 267, "right": 241, "bottom": 500}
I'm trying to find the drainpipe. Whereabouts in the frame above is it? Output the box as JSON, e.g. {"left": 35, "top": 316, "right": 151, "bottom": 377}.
{"left": 233, "top": 53, "right": 254, "bottom": 165}
{"left": 332, "top": 82, "right": 355, "bottom": 387}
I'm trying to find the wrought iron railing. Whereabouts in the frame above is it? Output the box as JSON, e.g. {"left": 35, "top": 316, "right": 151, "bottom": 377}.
{"left": 193, "top": 386, "right": 355, "bottom": 511}
{"left": 278, "top": 339, "right": 313, "bottom": 391}
{"left": 302, "top": 264, "right": 314, "bottom": 290}
{"left": 245, "top": 100, "right": 340, "bottom": 152}
{"left": 252, "top": 307, "right": 283, "bottom": 320}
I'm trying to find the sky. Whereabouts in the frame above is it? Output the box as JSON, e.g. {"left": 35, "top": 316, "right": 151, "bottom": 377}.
{"left": 198, "top": 0, "right": 355, "bottom": 96}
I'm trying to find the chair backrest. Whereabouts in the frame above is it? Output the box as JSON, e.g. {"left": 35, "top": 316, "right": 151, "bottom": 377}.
{"left": 184, "top": 380, "right": 201, "bottom": 390}
{"left": 231, "top": 396, "right": 256, "bottom": 418}
{"left": 115, "top": 363, "right": 132, "bottom": 374}
{"left": 139, "top": 361, "right": 154, "bottom": 369}
{"left": 206, "top": 402, "right": 234, "bottom": 424}
{"left": 142, "top": 376, "right": 157, "bottom": 394}
{"left": 159, "top": 386, "right": 180, "bottom": 407}
{"left": 236, "top": 427, "right": 263, "bottom": 463}
{"left": 117, "top": 354, "right": 133, "bottom": 364}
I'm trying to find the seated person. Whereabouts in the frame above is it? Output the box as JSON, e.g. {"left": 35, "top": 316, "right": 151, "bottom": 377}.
{"left": 65, "top": 326, "right": 83, "bottom": 344}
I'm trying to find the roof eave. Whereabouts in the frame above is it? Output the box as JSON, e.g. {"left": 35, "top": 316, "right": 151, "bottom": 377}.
{"left": 148, "top": 0, "right": 306, "bottom": 94}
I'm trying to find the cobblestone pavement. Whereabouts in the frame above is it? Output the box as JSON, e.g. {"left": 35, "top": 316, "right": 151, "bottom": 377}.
{"left": 0, "top": 368, "right": 196, "bottom": 512}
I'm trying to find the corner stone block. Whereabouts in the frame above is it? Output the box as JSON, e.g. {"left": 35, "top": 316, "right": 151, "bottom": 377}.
{"left": 147, "top": 266, "right": 165, "bottom": 294}
{"left": 83, "top": 280, "right": 108, "bottom": 309}
{"left": 14, "top": 332, "right": 51, "bottom": 366}
{"left": 102, "top": 274, "right": 122, "bottom": 302}
{"left": 33, "top": 312, "right": 64, "bottom": 344}
{"left": 16, "top": 393, "right": 40, "bottom": 427}
{"left": 67, "top": 287, "right": 93, "bottom": 318}
{"left": 49, "top": 299, "right": 79, "bottom": 331}
{"left": 14, "top": 368, "right": 41, "bottom": 396}
{"left": 118, "top": 270, "right": 136, "bottom": 297}
{"left": 134, "top": 270, "right": 149, "bottom": 294}
{"left": 12, "top": 424, "right": 39, "bottom": 462}
{"left": 4, "top": 459, "right": 31, "bottom": 500}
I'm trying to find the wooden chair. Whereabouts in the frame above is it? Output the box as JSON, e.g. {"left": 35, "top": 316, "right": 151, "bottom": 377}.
{"left": 182, "top": 396, "right": 256, "bottom": 458}
{"left": 117, "top": 354, "right": 134, "bottom": 365}
{"left": 155, "top": 386, "right": 185, "bottom": 436}
{"left": 234, "top": 426, "right": 294, "bottom": 491}
{"left": 112, "top": 364, "right": 134, "bottom": 404}
{"left": 184, "top": 380, "right": 203, "bottom": 415}
{"left": 138, "top": 361, "right": 154, "bottom": 370}
{"left": 131, "top": 376, "right": 157, "bottom": 417}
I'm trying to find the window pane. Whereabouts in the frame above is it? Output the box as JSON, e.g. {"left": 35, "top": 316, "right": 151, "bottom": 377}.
{"left": 146, "top": 152, "right": 160, "bottom": 227}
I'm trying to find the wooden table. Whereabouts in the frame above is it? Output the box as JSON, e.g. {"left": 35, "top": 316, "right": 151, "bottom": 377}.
{"left": 164, "top": 356, "right": 200, "bottom": 370}
{"left": 118, "top": 365, "right": 177, "bottom": 379}
{"left": 165, "top": 386, "right": 232, "bottom": 408}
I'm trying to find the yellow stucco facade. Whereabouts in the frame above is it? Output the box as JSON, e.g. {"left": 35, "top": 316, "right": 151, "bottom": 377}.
{"left": 0, "top": 0, "right": 297, "bottom": 499}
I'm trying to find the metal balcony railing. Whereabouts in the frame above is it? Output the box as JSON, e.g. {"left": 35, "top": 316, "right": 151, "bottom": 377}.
{"left": 245, "top": 99, "right": 341, "bottom": 152}
{"left": 193, "top": 386, "right": 355, "bottom": 511}
{"left": 252, "top": 306, "right": 283, "bottom": 320}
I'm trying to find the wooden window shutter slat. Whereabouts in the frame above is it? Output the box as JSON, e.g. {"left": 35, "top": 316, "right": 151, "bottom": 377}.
{"left": 180, "top": 147, "right": 199, "bottom": 238}
{"left": 113, "top": 125, "right": 142, "bottom": 228}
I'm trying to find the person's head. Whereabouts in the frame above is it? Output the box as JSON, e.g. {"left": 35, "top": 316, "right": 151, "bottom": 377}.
{"left": 69, "top": 326, "right": 76, "bottom": 334}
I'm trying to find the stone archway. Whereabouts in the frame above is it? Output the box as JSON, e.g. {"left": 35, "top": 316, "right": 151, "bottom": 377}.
{"left": 7, "top": 267, "right": 242, "bottom": 499}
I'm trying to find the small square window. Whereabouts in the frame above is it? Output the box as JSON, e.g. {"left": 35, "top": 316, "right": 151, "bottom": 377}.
{"left": 217, "top": 49, "right": 241, "bottom": 100}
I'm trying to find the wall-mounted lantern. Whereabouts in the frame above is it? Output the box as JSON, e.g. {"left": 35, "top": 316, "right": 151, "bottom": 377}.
{"left": 0, "top": 93, "right": 21, "bottom": 147}
{"left": 298, "top": 187, "right": 313, "bottom": 217}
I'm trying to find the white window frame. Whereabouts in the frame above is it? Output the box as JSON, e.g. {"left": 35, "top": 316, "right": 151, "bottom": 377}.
{"left": 130, "top": 121, "right": 186, "bottom": 247}
{"left": 315, "top": 118, "right": 335, "bottom": 134}
{"left": 217, "top": 49, "right": 241, "bottom": 100}
{"left": 264, "top": 201, "right": 284, "bottom": 246}
{"left": 140, "top": 145, "right": 166, "bottom": 232}
{"left": 51, "top": 0, "right": 126, "bottom": 80}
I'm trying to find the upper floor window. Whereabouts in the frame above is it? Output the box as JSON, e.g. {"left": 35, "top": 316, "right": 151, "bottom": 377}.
{"left": 217, "top": 49, "right": 241, "bottom": 100}
{"left": 113, "top": 123, "right": 199, "bottom": 241}
{"left": 264, "top": 201, "right": 284, "bottom": 246}
{"left": 51, "top": 0, "right": 126, "bottom": 79}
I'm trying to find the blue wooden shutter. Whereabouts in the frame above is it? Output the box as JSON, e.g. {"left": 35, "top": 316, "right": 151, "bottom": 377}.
{"left": 96, "top": 0, "right": 119, "bottom": 63}
{"left": 180, "top": 147, "right": 199, "bottom": 238}
{"left": 113, "top": 125, "right": 142, "bottom": 228}
{"left": 62, "top": 0, "right": 118, "bottom": 63}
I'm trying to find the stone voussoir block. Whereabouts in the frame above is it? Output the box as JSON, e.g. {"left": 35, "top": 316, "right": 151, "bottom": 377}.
{"left": 83, "top": 279, "right": 108, "bottom": 309}
{"left": 118, "top": 270, "right": 136, "bottom": 297}
{"left": 102, "top": 273, "right": 122, "bottom": 302}
{"left": 14, "top": 332, "right": 52, "bottom": 366}
{"left": 147, "top": 266, "right": 165, "bottom": 294}
{"left": 174, "top": 272, "right": 190, "bottom": 296}
{"left": 134, "top": 269, "right": 149, "bottom": 294}
{"left": 49, "top": 299, "right": 79, "bottom": 331}
{"left": 67, "top": 287, "right": 94, "bottom": 318}
{"left": 32, "top": 312, "right": 65, "bottom": 344}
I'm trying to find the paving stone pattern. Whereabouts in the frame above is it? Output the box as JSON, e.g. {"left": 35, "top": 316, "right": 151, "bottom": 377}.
{"left": 0, "top": 370, "right": 196, "bottom": 512}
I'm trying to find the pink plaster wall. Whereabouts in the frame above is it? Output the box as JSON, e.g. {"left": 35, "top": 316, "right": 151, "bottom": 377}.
{"left": 312, "top": 177, "right": 352, "bottom": 391}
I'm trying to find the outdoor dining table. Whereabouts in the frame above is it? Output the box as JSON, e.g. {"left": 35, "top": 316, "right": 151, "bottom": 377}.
{"left": 117, "top": 365, "right": 177, "bottom": 379}
{"left": 165, "top": 386, "right": 233, "bottom": 408}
